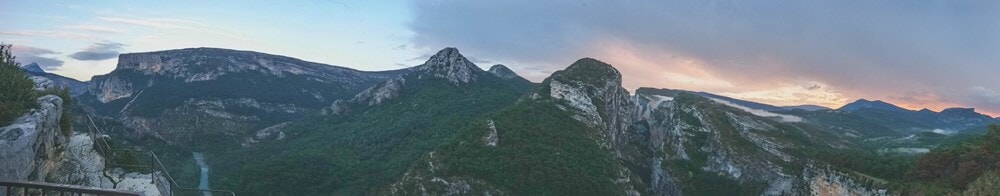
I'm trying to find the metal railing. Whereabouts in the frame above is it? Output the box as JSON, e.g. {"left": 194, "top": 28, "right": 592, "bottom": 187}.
{"left": 0, "top": 180, "right": 140, "bottom": 196}
{"left": 85, "top": 115, "right": 237, "bottom": 196}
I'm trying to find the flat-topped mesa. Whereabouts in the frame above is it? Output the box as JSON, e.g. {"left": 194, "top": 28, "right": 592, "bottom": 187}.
{"left": 487, "top": 64, "right": 521, "bottom": 79}
{"left": 415, "top": 47, "right": 483, "bottom": 84}
{"left": 113, "top": 47, "right": 365, "bottom": 81}
{"left": 939, "top": 107, "right": 992, "bottom": 119}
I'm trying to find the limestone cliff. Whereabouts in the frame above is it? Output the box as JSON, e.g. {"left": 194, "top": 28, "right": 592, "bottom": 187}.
{"left": 0, "top": 77, "right": 167, "bottom": 195}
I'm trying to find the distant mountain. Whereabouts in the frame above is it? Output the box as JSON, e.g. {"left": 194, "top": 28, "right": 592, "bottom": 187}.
{"left": 19, "top": 62, "right": 45, "bottom": 73}
{"left": 487, "top": 64, "right": 536, "bottom": 91}
{"left": 781, "top": 104, "right": 831, "bottom": 111}
{"left": 18, "top": 62, "right": 89, "bottom": 96}
{"left": 838, "top": 99, "right": 911, "bottom": 112}
{"left": 691, "top": 92, "right": 787, "bottom": 112}
{"left": 836, "top": 99, "right": 999, "bottom": 134}
{"left": 486, "top": 64, "right": 519, "bottom": 79}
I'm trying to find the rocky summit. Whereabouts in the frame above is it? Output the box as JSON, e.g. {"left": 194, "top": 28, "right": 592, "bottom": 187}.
{"left": 414, "top": 47, "right": 484, "bottom": 84}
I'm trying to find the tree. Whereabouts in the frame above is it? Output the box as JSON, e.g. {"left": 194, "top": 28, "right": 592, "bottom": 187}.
{"left": 962, "top": 170, "right": 1000, "bottom": 195}
{"left": 0, "top": 43, "right": 38, "bottom": 125}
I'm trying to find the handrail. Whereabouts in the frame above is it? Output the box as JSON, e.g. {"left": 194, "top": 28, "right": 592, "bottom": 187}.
{"left": 0, "top": 180, "right": 141, "bottom": 196}
{"left": 85, "top": 115, "right": 237, "bottom": 196}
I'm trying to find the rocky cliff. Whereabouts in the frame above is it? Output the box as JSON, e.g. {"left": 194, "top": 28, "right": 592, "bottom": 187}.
{"left": 0, "top": 77, "right": 165, "bottom": 195}
{"left": 802, "top": 163, "right": 887, "bottom": 196}
{"left": 0, "top": 87, "right": 66, "bottom": 181}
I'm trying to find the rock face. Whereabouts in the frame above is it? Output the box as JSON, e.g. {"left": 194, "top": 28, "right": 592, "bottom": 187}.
{"left": 628, "top": 89, "right": 813, "bottom": 195}
{"left": 0, "top": 94, "right": 66, "bottom": 181}
{"left": 803, "top": 163, "right": 886, "bottom": 196}
{"left": 351, "top": 77, "right": 407, "bottom": 106}
{"left": 415, "top": 47, "right": 482, "bottom": 84}
{"left": 79, "top": 47, "right": 410, "bottom": 147}
{"left": 49, "top": 133, "right": 168, "bottom": 196}
{"left": 0, "top": 77, "right": 165, "bottom": 195}
{"left": 540, "top": 58, "right": 633, "bottom": 151}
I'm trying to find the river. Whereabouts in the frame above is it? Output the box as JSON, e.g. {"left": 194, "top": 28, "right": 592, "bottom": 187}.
{"left": 193, "top": 152, "right": 212, "bottom": 196}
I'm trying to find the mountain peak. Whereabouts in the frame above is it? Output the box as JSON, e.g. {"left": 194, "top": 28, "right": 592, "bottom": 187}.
{"left": 487, "top": 64, "right": 521, "bottom": 79}
{"left": 19, "top": 62, "right": 45, "bottom": 73}
{"left": 838, "top": 99, "right": 908, "bottom": 112}
{"left": 780, "top": 104, "right": 831, "bottom": 111}
{"left": 416, "top": 47, "right": 482, "bottom": 84}
{"left": 552, "top": 58, "right": 622, "bottom": 86}
{"left": 536, "top": 57, "right": 632, "bottom": 142}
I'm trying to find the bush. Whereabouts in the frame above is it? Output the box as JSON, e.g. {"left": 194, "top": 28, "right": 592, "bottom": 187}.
{"left": 0, "top": 43, "right": 38, "bottom": 125}
{"left": 40, "top": 87, "right": 73, "bottom": 136}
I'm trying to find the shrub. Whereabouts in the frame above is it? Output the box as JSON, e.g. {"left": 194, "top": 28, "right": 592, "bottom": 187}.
{"left": 40, "top": 87, "right": 73, "bottom": 136}
{"left": 0, "top": 43, "right": 38, "bottom": 125}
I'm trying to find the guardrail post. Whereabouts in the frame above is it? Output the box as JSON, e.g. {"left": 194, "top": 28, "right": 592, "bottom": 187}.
{"left": 151, "top": 152, "right": 156, "bottom": 184}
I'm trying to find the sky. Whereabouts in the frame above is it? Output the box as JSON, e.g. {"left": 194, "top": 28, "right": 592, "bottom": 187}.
{"left": 2, "top": 0, "right": 999, "bottom": 117}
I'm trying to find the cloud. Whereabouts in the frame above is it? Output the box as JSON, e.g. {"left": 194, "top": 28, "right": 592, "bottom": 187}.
{"left": 99, "top": 17, "right": 206, "bottom": 30}
{"left": 408, "top": 0, "right": 1000, "bottom": 115}
{"left": 63, "top": 23, "right": 125, "bottom": 34}
{"left": 968, "top": 86, "right": 1000, "bottom": 106}
{"left": 10, "top": 45, "right": 64, "bottom": 69}
{"left": 69, "top": 42, "right": 126, "bottom": 61}
{"left": 98, "top": 16, "right": 251, "bottom": 41}
{"left": 1, "top": 30, "right": 100, "bottom": 40}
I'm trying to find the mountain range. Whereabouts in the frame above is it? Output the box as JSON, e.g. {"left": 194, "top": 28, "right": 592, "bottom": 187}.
{"left": 15, "top": 47, "right": 1000, "bottom": 195}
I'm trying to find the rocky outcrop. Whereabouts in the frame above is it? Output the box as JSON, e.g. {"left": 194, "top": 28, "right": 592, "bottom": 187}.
{"left": 532, "top": 58, "right": 645, "bottom": 195}
{"left": 0, "top": 77, "right": 167, "bottom": 195}
{"left": 803, "top": 163, "right": 887, "bottom": 196}
{"left": 50, "top": 133, "right": 168, "bottom": 196}
{"left": 352, "top": 76, "right": 407, "bottom": 106}
{"left": 389, "top": 151, "right": 504, "bottom": 196}
{"left": 92, "top": 75, "right": 134, "bottom": 103}
{"left": 0, "top": 94, "right": 66, "bottom": 182}
{"left": 242, "top": 122, "right": 291, "bottom": 147}
{"left": 537, "top": 58, "right": 633, "bottom": 151}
